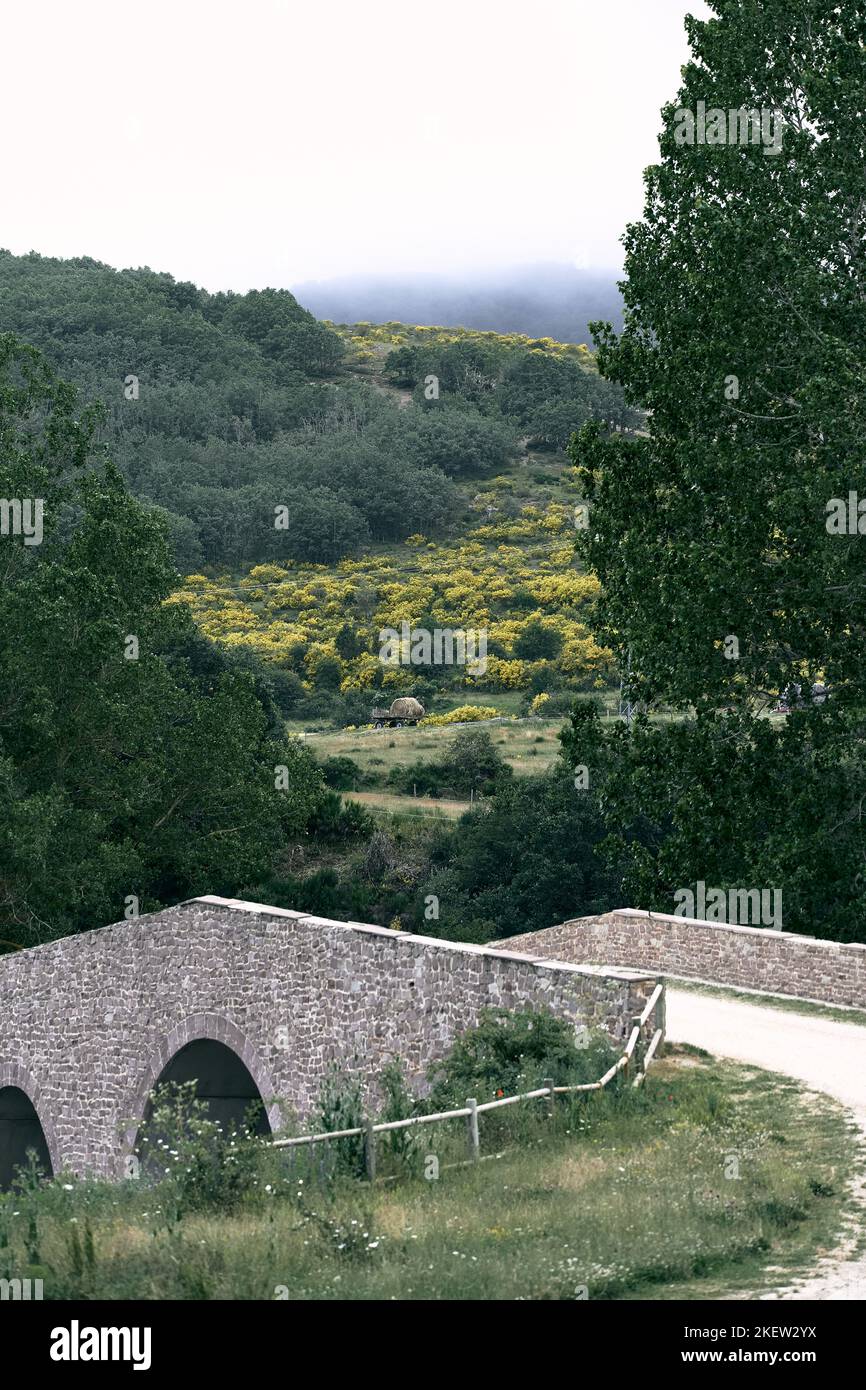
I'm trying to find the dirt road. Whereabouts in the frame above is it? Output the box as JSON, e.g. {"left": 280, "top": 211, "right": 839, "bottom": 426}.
{"left": 666, "top": 986, "right": 866, "bottom": 1300}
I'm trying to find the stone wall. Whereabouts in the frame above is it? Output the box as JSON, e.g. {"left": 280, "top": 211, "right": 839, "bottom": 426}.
{"left": 0, "top": 896, "right": 657, "bottom": 1180}
{"left": 508, "top": 909, "right": 866, "bottom": 1009}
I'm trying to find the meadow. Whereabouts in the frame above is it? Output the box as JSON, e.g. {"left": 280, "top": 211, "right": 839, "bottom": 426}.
{"left": 2, "top": 1053, "right": 855, "bottom": 1302}
{"left": 304, "top": 717, "right": 569, "bottom": 780}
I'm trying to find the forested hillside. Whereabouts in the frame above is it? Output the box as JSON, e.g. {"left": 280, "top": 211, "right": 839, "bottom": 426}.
{"left": 0, "top": 251, "right": 634, "bottom": 580}
{"left": 0, "top": 252, "right": 641, "bottom": 946}
{"left": 0, "top": 251, "right": 637, "bottom": 722}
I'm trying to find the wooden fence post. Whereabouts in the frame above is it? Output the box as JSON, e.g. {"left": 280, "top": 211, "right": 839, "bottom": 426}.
{"left": 544, "top": 1077, "right": 555, "bottom": 1119}
{"left": 631, "top": 1016, "right": 643, "bottom": 1073}
{"left": 466, "top": 1098, "right": 479, "bottom": 1162}
{"left": 364, "top": 1119, "right": 376, "bottom": 1183}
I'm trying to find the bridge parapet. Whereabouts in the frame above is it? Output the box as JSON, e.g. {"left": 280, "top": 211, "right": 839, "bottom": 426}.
{"left": 508, "top": 909, "right": 866, "bottom": 1011}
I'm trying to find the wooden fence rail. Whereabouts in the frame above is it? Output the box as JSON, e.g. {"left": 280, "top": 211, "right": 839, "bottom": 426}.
{"left": 269, "top": 981, "right": 666, "bottom": 1172}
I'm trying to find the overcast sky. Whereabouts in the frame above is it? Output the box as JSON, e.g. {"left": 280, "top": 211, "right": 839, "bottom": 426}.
{"left": 2, "top": 0, "right": 709, "bottom": 291}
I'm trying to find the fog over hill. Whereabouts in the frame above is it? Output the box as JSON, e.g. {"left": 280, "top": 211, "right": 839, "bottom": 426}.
{"left": 293, "top": 263, "right": 624, "bottom": 347}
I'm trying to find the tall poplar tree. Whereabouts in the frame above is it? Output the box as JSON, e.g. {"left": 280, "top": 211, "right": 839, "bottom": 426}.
{"left": 563, "top": 0, "right": 866, "bottom": 940}
{"left": 574, "top": 0, "right": 865, "bottom": 708}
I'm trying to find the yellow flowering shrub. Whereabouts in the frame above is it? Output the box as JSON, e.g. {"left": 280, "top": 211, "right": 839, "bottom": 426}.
{"left": 482, "top": 657, "right": 530, "bottom": 689}
{"left": 420, "top": 705, "right": 503, "bottom": 726}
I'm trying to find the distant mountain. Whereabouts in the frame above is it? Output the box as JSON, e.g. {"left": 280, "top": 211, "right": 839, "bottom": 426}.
{"left": 292, "top": 264, "right": 623, "bottom": 348}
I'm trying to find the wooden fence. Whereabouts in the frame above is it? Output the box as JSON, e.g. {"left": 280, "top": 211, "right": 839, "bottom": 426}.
{"left": 269, "top": 982, "right": 666, "bottom": 1179}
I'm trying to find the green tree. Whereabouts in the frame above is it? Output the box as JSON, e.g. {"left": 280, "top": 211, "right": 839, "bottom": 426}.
{"left": 562, "top": 1, "right": 866, "bottom": 944}
{"left": 439, "top": 728, "right": 509, "bottom": 796}
{"left": 573, "top": 0, "right": 866, "bottom": 710}
{"left": 417, "top": 769, "right": 618, "bottom": 940}
{"left": 310, "top": 654, "right": 343, "bottom": 691}
{"left": 334, "top": 623, "right": 364, "bottom": 661}
{"left": 0, "top": 335, "right": 323, "bottom": 948}
{"left": 559, "top": 701, "right": 866, "bottom": 943}
{"left": 389, "top": 406, "right": 517, "bottom": 477}
{"left": 514, "top": 620, "right": 563, "bottom": 662}
{"left": 217, "top": 287, "right": 344, "bottom": 375}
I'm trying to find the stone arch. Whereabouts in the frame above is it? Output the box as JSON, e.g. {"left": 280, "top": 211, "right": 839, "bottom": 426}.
{"left": 0, "top": 1060, "right": 61, "bottom": 1190}
{"left": 122, "top": 1015, "right": 282, "bottom": 1178}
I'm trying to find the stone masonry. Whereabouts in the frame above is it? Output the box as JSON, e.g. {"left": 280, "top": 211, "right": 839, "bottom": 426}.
{"left": 0, "top": 896, "right": 657, "bottom": 1181}
{"left": 509, "top": 908, "right": 866, "bottom": 1010}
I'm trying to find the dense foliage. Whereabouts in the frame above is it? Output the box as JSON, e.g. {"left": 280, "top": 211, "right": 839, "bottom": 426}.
{"left": 560, "top": 702, "right": 866, "bottom": 942}
{"left": 173, "top": 540, "right": 612, "bottom": 707}
{"left": 0, "top": 335, "right": 323, "bottom": 948}
{"left": 573, "top": 0, "right": 865, "bottom": 710}
{"left": 0, "top": 252, "right": 633, "bottom": 574}
{"left": 0, "top": 255, "right": 456, "bottom": 568}
{"left": 384, "top": 334, "right": 639, "bottom": 446}
{"left": 416, "top": 768, "right": 619, "bottom": 941}
{"left": 564, "top": 0, "right": 866, "bottom": 942}
{"left": 249, "top": 759, "right": 621, "bottom": 944}
{"left": 427, "top": 1007, "right": 616, "bottom": 1109}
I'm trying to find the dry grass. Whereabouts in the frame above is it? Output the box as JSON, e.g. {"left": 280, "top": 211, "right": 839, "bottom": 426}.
{"left": 310, "top": 719, "right": 566, "bottom": 779}
{"left": 343, "top": 790, "right": 469, "bottom": 819}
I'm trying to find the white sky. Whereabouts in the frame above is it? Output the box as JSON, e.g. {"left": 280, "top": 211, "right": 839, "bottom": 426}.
{"left": 1, "top": 0, "right": 709, "bottom": 290}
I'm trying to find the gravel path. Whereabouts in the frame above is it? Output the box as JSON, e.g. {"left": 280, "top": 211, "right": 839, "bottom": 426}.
{"left": 666, "top": 986, "right": 866, "bottom": 1300}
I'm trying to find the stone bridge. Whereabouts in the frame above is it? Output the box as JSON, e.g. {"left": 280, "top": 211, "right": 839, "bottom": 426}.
{"left": 0, "top": 896, "right": 657, "bottom": 1187}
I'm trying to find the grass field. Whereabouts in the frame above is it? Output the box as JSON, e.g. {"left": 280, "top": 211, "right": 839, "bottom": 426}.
{"left": 3, "top": 1051, "right": 857, "bottom": 1301}
{"left": 304, "top": 717, "right": 568, "bottom": 780}
{"left": 344, "top": 789, "right": 471, "bottom": 819}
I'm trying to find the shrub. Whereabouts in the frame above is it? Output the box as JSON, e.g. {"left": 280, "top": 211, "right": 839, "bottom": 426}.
{"left": 314, "top": 1067, "right": 366, "bottom": 1177}
{"left": 514, "top": 620, "right": 563, "bottom": 661}
{"left": 438, "top": 728, "right": 510, "bottom": 795}
{"left": 427, "top": 1007, "right": 616, "bottom": 1110}
{"left": 420, "top": 705, "right": 502, "bottom": 726}
{"left": 308, "top": 790, "right": 373, "bottom": 840}
{"left": 377, "top": 1059, "right": 420, "bottom": 1163}
{"left": 136, "top": 1081, "right": 262, "bottom": 1220}
{"left": 523, "top": 689, "right": 580, "bottom": 718}
{"left": 386, "top": 759, "right": 445, "bottom": 797}
{"left": 320, "top": 754, "right": 364, "bottom": 790}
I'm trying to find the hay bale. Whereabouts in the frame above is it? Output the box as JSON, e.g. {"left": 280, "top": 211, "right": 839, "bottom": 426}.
{"left": 388, "top": 696, "right": 425, "bottom": 719}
